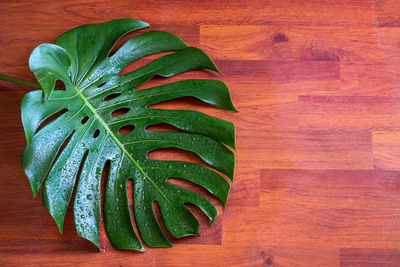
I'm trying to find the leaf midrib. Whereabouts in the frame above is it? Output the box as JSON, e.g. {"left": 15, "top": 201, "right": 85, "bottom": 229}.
{"left": 73, "top": 85, "right": 161, "bottom": 190}
{"left": 73, "top": 84, "right": 195, "bottom": 233}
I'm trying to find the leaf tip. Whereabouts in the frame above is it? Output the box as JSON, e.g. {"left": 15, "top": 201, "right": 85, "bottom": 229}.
{"left": 231, "top": 125, "right": 237, "bottom": 151}
{"left": 221, "top": 182, "right": 231, "bottom": 210}
{"left": 209, "top": 212, "right": 218, "bottom": 226}
{"left": 31, "top": 186, "right": 38, "bottom": 198}
{"left": 126, "top": 18, "right": 150, "bottom": 29}
{"left": 213, "top": 65, "right": 223, "bottom": 75}
{"left": 55, "top": 217, "right": 64, "bottom": 235}
{"left": 227, "top": 154, "right": 235, "bottom": 182}
{"left": 43, "top": 90, "right": 51, "bottom": 102}
{"left": 206, "top": 56, "right": 221, "bottom": 75}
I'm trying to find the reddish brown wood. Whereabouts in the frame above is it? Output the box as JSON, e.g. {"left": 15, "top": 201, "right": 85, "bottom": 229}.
{"left": 1, "top": 0, "right": 400, "bottom": 266}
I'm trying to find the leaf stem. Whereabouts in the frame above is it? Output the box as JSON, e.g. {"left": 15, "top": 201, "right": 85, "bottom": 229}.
{"left": 0, "top": 73, "right": 41, "bottom": 89}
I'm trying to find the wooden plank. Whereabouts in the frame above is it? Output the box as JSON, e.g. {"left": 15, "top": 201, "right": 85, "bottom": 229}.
{"left": 222, "top": 170, "right": 400, "bottom": 248}
{"left": 0, "top": 1, "right": 376, "bottom": 29}
{"left": 201, "top": 25, "right": 400, "bottom": 62}
{"left": 237, "top": 130, "right": 373, "bottom": 170}
{"left": 374, "top": 0, "right": 400, "bottom": 27}
{"left": 373, "top": 131, "right": 400, "bottom": 170}
{"left": 340, "top": 248, "right": 400, "bottom": 267}
{"left": 298, "top": 95, "right": 400, "bottom": 131}
{"left": 340, "top": 62, "right": 400, "bottom": 96}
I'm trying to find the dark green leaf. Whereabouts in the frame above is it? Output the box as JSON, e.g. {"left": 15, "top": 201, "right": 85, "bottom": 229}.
{"left": 21, "top": 18, "right": 236, "bottom": 251}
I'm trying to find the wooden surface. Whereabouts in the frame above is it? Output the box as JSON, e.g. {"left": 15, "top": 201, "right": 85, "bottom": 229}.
{"left": 1, "top": 0, "right": 400, "bottom": 266}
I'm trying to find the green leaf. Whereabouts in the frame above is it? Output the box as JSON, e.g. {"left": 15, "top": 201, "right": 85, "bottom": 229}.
{"left": 21, "top": 18, "right": 236, "bottom": 251}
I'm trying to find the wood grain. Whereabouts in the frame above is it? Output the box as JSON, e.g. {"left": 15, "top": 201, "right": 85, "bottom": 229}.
{"left": 1, "top": 0, "right": 400, "bottom": 266}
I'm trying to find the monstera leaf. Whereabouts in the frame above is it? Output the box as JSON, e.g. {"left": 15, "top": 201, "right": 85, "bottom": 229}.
{"left": 18, "top": 18, "right": 236, "bottom": 251}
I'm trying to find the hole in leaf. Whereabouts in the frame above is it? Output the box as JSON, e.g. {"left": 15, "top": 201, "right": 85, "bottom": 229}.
{"left": 58, "top": 131, "right": 75, "bottom": 161}
{"left": 126, "top": 178, "right": 134, "bottom": 206}
{"left": 118, "top": 51, "right": 175, "bottom": 77}
{"left": 168, "top": 178, "right": 221, "bottom": 208}
{"left": 147, "top": 147, "right": 207, "bottom": 166}
{"left": 126, "top": 178, "right": 145, "bottom": 246}
{"left": 118, "top": 59, "right": 152, "bottom": 76}
{"left": 97, "top": 82, "right": 106, "bottom": 87}
{"left": 40, "top": 130, "right": 75, "bottom": 195}
{"left": 75, "top": 150, "right": 90, "bottom": 187}
{"left": 55, "top": 80, "right": 66, "bottom": 91}
{"left": 168, "top": 177, "right": 223, "bottom": 242}
{"left": 101, "top": 160, "right": 110, "bottom": 206}
{"left": 119, "top": 125, "right": 135, "bottom": 134}
{"left": 134, "top": 68, "right": 214, "bottom": 90}
{"left": 35, "top": 108, "right": 68, "bottom": 134}
{"left": 145, "top": 123, "right": 184, "bottom": 132}
{"left": 147, "top": 148, "right": 231, "bottom": 185}
{"left": 148, "top": 96, "right": 217, "bottom": 112}
{"left": 103, "top": 93, "right": 121, "bottom": 101}
{"left": 183, "top": 203, "right": 222, "bottom": 245}
{"left": 135, "top": 76, "right": 174, "bottom": 90}
{"left": 58, "top": 150, "right": 95, "bottom": 248}
{"left": 111, "top": 107, "right": 130, "bottom": 117}
{"left": 100, "top": 160, "right": 111, "bottom": 250}
{"left": 81, "top": 116, "right": 89, "bottom": 124}
{"left": 108, "top": 28, "right": 150, "bottom": 58}
{"left": 152, "top": 201, "right": 174, "bottom": 241}
{"left": 93, "top": 129, "right": 100, "bottom": 138}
